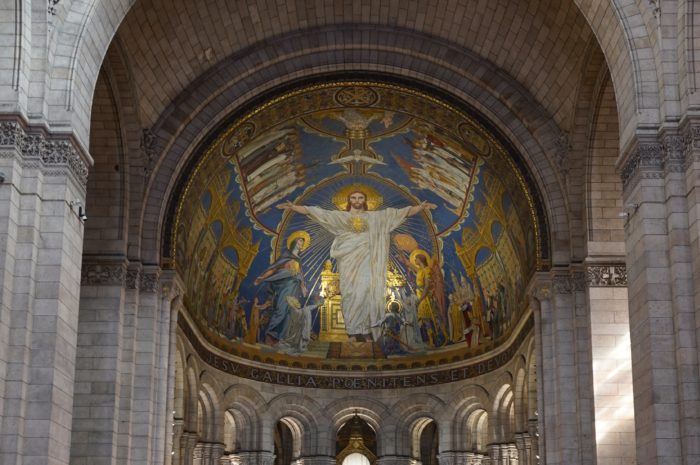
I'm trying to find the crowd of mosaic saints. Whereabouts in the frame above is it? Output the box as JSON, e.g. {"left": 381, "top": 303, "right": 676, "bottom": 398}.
{"left": 174, "top": 84, "right": 537, "bottom": 364}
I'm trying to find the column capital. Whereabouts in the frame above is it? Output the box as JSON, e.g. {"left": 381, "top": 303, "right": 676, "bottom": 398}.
{"left": 80, "top": 259, "right": 127, "bottom": 286}
{"left": 140, "top": 266, "right": 161, "bottom": 293}
{"left": 618, "top": 136, "right": 664, "bottom": 191}
{"left": 160, "top": 268, "right": 185, "bottom": 301}
{"left": 527, "top": 272, "right": 552, "bottom": 303}
{"left": 0, "top": 117, "right": 90, "bottom": 188}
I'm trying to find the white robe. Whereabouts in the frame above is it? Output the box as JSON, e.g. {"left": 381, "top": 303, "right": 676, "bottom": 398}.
{"left": 306, "top": 206, "right": 411, "bottom": 339}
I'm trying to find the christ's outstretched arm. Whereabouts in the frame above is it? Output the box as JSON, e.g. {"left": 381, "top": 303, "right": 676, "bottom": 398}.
{"left": 407, "top": 200, "right": 437, "bottom": 217}
{"left": 277, "top": 200, "right": 309, "bottom": 215}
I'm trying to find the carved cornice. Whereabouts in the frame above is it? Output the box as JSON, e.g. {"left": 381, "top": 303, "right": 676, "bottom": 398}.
{"left": 585, "top": 264, "right": 627, "bottom": 287}
{"left": 620, "top": 142, "right": 663, "bottom": 189}
{"left": 550, "top": 272, "right": 586, "bottom": 294}
{"left": 682, "top": 123, "right": 700, "bottom": 170}
{"left": 81, "top": 263, "right": 126, "bottom": 286}
{"left": 140, "top": 269, "right": 161, "bottom": 293}
{"left": 0, "top": 120, "right": 89, "bottom": 187}
{"left": 126, "top": 267, "right": 141, "bottom": 290}
{"left": 662, "top": 133, "right": 686, "bottom": 173}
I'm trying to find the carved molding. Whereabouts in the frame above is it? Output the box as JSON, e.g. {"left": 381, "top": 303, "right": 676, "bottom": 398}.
{"left": 585, "top": 264, "right": 627, "bottom": 287}
{"left": 662, "top": 133, "right": 686, "bottom": 173}
{"left": 126, "top": 268, "right": 141, "bottom": 290}
{"left": 620, "top": 142, "right": 663, "bottom": 188}
{"left": 553, "top": 276, "right": 573, "bottom": 294}
{"left": 81, "top": 263, "right": 126, "bottom": 286}
{"left": 682, "top": 123, "right": 700, "bottom": 170}
{"left": 140, "top": 270, "right": 161, "bottom": 293}
{"left": 0, "top": 120, "right": 88, "bottom": 187}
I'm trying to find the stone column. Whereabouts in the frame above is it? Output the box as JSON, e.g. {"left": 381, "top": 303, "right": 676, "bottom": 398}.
{"left": 165, "top": 280, "right": 184, "bottom": 465}
{"left": 172, "top": 419, "right": 184, "bottom": 465}
{"left": 209, "top": 443, "right": 224, "bottom": 465}
{"left": 299, "top": 456, "right": 336, "bottom": 465}
{"left": 377, "top": 457, "right": 415, "bottom": 465}
{"left": 230, "top": 451, "right": 275, "bottom": 465}
{"left": 465, "top": 452, "right": 487, "bottom": 465}
{"left": 514, "top": 433, "right": 532, "bottom": 465}
{"left": 0, "top": 120, "right": 90, "bottom": 465}
{"left": 180, "top": 432, "right": 198, "bottom": 465}
{"left": 584, "top": 263, "right": 635, "bottom": 465}
{"left": 527, "top": 419, "right": 539, "bottom": 465}
{"left": 438, "top": 451, "right": 469, "bottom": 464}
{"left": 155, "top": 273, "right": 183, "bottom": 465}
{"left": 192, "top": 442, "right": 204, "bottom": 465}
{"left": 619, "top": 138, "right": 684, "bottom": 465}
{"left": 70, "top": 259, "right": 128, "bottom": 465}
{"left": 529, "top": 271, "right": 593, "bottom": 465}
{"left": 201, "top": 443, "right": 212, "bottom": 465}
{"left": 529, "top": 281, "right": 552, "bottom": 465}
{"left": 131, "top": 267, "right": 163, "bottom": 465}
{"left": 487, "top": 444, "right": 503, "bottom": 465}
{"left": 681, "top": 120, "right": 700, "bottom": 465}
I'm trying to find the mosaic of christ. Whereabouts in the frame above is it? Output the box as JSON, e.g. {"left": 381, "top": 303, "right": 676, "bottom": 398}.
{"left": 174, "top": 83, "right": 540, "bottom": 366}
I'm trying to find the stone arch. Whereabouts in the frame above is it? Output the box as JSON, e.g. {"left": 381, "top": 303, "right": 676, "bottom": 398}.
{"left": 183, "top": 362, "right": 199, "bottom": 432}
{"left": 526, "top": 340, "right": 538, "bottom": 421}
{"left": 409, "top": 416, "right": 438, "bottom": 462}
{"left": 490, "top": 378, "right": 516, "bottom": 443}
{"left": 198, "top": 375, "right": 223, "bottom": 442}
{"left": 221, "top": 384, "right": 266, "bottom": 451}
{"left": 448, "top": 385, "right": 491, "bottom": 452}
{"left": 141, "top": 34, "right": 570, "bottom": 267}
{"left": 389, "top": 394, "right": 446, "bottom": 457}
{"left": 173, "top": 338, "right": 188, "bottom": 420}
{"left": 328, "top": 398, "right": 389, "bottom": 458}
{"left": 512, "top": 355, "right": 529, "bottom": 433}
{"left": 586, "top": 69, "right": 623, "bottom": 253}
{"left": 265, "top": 393, "right": 328, "bottom": 457}
{"left": 47, "top": 0, "right": 656, "bottom": 154}
{"left": 94, "top": 38, "right": 149, "bottom": 260}
{"left": 467, "top": 408, "right": 490, "bottom": 453}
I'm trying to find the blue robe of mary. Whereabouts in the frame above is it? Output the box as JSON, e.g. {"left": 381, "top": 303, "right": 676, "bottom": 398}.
{"left": 258, "top": 248, "right": 306, "bottom": 341}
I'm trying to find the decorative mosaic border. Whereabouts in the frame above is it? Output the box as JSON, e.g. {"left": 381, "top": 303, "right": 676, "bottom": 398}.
{"left": 179, "top": 311, "right": 534, "bottom": 389}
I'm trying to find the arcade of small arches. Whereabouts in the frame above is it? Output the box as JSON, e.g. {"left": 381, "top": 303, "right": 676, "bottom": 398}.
{"left": 171, "top": 337, "right": 537, "bottom": 465}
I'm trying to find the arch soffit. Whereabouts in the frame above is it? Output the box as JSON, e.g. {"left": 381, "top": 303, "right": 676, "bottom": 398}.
{"left": 125, "top": 35, "right": 572, "bottom": 266}
{"left": 265, "top": 393, "right": 328, "bottom": 455}
{"left": 387, "top": 393, "right": 446, "bottom": 456}
{"left": 48, "top": 1, "right": 657, "bottom": 154}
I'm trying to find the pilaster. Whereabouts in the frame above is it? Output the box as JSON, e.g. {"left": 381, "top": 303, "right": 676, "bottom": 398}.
{"left": 0, "top": 118, "right": 89, "bottom": 465}
{"left": 584, "top": 263, "right": 634, "bottom": 465}
{"left": 620, "top": 136, "right": 683, "bottom": 465}
{"left": 180, "top": 432, "right": 198, "bottom": 465}
{"left": 529, "top": 269, "right": 592, "bottom": 465}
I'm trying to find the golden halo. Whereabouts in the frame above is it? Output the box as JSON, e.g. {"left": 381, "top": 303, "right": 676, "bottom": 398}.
{"left": 409, "top": 249, "right": 432, "bottom": 268}
{"left": 286, "top": 230, "right": 311, "bottom": 251}
{"left": 331, "top": 184, "right": 383, "bottom": 210}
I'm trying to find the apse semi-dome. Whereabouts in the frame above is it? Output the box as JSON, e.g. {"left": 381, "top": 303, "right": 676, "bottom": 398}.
{"left": 170, "top": 81, "right": 547, "bottom": 386}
